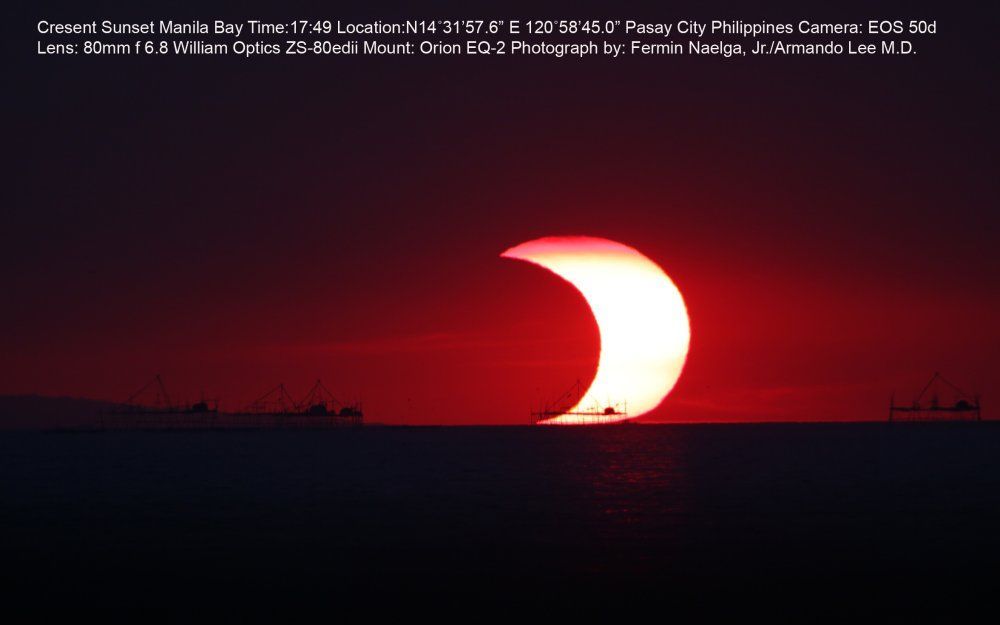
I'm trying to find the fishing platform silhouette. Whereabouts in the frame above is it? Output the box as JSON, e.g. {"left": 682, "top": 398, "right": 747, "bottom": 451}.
{"left": 889, "top": 372, "right": 981, "bottom": 422}
{"left": 100, "top": 376, "right": 363, "bottom": 429}
{"left": 532, "top": 379, "right": 629, "bottom": 425}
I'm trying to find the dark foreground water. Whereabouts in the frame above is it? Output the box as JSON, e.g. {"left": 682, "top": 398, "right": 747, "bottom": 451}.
{"left": 2, "top": 424, "right": 999, "bottom": 617}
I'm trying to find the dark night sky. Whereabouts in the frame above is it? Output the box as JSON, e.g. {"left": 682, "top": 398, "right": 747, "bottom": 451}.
{"left": 3, "top": 1, "right": 997, "bottom": 423}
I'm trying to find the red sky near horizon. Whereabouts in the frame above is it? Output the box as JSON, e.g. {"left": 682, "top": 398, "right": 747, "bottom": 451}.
{"left": 4, "top": 5, "right": 997, "bottom": 424}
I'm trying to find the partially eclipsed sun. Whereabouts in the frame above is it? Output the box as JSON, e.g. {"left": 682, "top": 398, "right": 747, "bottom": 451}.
{"left": 502, "top": 236, "right": 690, "bottom": 424}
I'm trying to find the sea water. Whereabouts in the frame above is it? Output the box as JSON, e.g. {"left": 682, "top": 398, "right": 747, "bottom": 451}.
{"left": 1, "top": 424, "right": 998, "bottom": 614}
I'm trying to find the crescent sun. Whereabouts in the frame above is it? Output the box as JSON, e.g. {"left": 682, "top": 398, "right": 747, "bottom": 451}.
{"left": 501, "top": 236, "right": 691, "bottom": 424}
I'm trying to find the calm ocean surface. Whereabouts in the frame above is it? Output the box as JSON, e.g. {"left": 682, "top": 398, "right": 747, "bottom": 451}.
{"left": 2, "top": 424, "right": 998, "bottom": 615}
